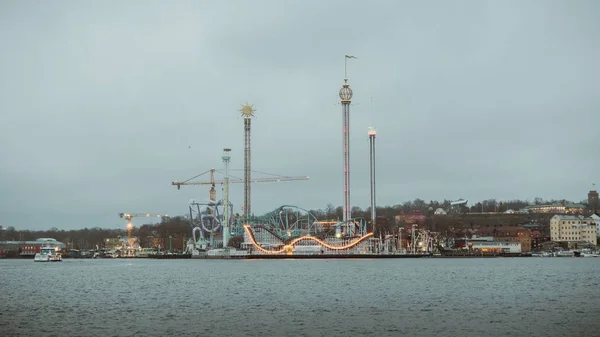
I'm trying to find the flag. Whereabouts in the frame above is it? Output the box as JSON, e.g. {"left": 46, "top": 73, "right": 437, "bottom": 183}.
{"left": 345, "top": 55, "right": 358, "bottom": 59}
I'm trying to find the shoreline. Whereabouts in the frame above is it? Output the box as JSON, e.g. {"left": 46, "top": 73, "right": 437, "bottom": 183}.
{"left": 1, "top": 253, "right": 540, "bottom": 260}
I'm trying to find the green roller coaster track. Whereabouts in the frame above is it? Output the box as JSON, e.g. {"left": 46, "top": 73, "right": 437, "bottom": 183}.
{"left": 232, "top": 204, "right": 320, "bottom": 237}
{"left": 230, "top": 204, "right": 367, "bottom": 238}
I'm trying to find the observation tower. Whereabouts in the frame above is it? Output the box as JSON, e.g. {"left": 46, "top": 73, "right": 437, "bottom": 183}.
{"left": 339, "top": 55, "right": 356, "bottom": 235}
{"left": 240, "top": 103, "right": 255, "bottom": 220}
{"left": 368, "top": 127, "right": 377, "bottom": 229}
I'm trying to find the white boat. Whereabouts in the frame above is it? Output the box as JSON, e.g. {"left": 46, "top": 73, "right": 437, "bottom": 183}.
{"left": 556, "top": 250, "right": 575, "bottom": 257}
{"left": 34, "top": 246, "right": 63, "bottom": 262}
{"left": 582, "top": 253, "right": 600, "bottom": 257}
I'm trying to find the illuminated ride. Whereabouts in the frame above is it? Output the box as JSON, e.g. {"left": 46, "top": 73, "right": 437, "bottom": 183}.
{"left": 234, "top": 205, "right": 373, "bottom": 255}
{"left": 237, "top": 205, "right": 367, "bottom": 238}
{"left": 242, "top": 224, "right": 374, "bottom": 255}
{"left": 187, "top": 202, "right": 376, "bottom": 255}
{"left": 189, "top": 199, "right": 234, "bottom": 250}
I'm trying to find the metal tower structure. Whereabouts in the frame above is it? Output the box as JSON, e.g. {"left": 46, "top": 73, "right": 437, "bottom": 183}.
{"left": 340, "top": 55, "right": 356, "bottom": 234}
{"left": 240, "top": 104, "right": 256, "bottom": 220}
{"left": 222, "top": 148, "right": 231, "bottom": 247}
{"left": 368, "top": 127, "right": 376, "bottom": 231}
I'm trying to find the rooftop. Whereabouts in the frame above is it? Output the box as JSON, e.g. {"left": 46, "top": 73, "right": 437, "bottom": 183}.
{"left": 477, "top": 226, "right": 530, "bottom": 236}
{"left": 526, "top": 203, "right": 586, "bottom": 209}
{"left": 551, "top": 215, "right": 593, "bottom": 221}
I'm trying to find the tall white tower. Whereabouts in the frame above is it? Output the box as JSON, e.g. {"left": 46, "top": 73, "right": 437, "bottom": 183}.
{"left": 339, "top": 55, "right": 356, "bottom": 235}
{"left": 222, "top": 148, "right": 231, "bottom": 247}
{"left": 240, "top": 104, "right": 255, "bottom": 220}
{"left": 368, "top": 127, "right": 377, "bottom": 232}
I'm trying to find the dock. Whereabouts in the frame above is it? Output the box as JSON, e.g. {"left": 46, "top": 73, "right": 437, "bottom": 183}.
{"left": 186, "top": 252, "right": 532, "bottom": 259}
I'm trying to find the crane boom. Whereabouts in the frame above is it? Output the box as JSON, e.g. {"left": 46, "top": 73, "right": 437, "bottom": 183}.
{"left": 172, "top": 176, "right": 309, "bottom": 189}
{"left": 118, "top": 213, "right": 169, "bottom": 220}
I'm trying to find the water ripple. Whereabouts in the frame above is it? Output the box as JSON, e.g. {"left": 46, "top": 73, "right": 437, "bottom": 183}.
{"left": 1, "top": 258, "right": 599, "bottom": 337}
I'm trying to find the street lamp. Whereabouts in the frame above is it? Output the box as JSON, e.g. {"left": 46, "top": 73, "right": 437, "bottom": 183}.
{"left": 398, "top": 227, "right": 404, "bottom": 254}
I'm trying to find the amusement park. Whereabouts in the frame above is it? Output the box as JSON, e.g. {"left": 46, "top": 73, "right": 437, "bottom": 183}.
{"left": 95, "top": 56, "right": 452, "bottom": 259}
{"left": 149, "top": 56, "right": 437, "bottom": 259}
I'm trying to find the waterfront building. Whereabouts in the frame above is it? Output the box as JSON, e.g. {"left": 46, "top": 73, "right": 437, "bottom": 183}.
{"left": 469, "top": 241, "right": 522, "bottom": 253}
{"left": 454, "top": 236, "right": 522, "bottom": 253}
{"left": 0, "top": 238, "right": 65, "bottom": 257}
{"left": 550, "top": 215, "right": 597, "bottom": 246}
{"left": 450, "top": 199, "right": 468, "bottom": 213}
{"left": 590, "top": 214, "right": 600, "bottom": 237}
{"left": 453, "top": 235, "right": 491, "bottom": 249}
{"left": 526, "top": 203, "right": 586, "bottom": 214}
{"left": 434, "top": 208, "right": 447, "bottom": 215}
{"left": 477, "top": 226, "right": 533, "bottom": 252}
{"left": 588, "top": 189, "right": 599, "bottom": 213}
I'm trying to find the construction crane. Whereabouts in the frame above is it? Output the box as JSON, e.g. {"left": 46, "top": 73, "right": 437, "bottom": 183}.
{"left": 171, "top": 168, "right": 309, "bottom": 218}
{"left": 172, "top": 175, "right": 310, "bottom": 189}
{"left": 172, "top": 171, "right": 308, "bottom": 189}
{"left": 118, "top": 213, "right": 169, "bottom": 247}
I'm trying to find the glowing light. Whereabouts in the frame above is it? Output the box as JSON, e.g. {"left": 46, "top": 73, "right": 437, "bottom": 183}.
{"left": 240, "top": 104, "right": 255, "bottom": 118}
{"left": 243, "top": 224, "right": 373, "bottom": 254}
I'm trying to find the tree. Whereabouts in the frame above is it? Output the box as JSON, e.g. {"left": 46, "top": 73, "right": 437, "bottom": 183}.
{"left": 351, "top": 206, "right": 362, "bottom": 215}
{"left": 412, "top": 199, "right": 427, "bottom": 213}
{"left": 325, "top": 203, "right": 335, "bottom": 218}
{"left": 228, "top": 236, "right": 244, "bottom": 248}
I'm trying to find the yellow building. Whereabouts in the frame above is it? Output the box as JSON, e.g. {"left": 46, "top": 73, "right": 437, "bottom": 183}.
{"left": 527, "top": 203, "right": 586, "bottom": 214}
{"left": 550, "top": 215, "right": 597, "bottom": 246}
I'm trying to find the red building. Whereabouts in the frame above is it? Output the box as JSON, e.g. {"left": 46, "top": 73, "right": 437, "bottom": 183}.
{"left": 476, "top": 226, "right": 532, "bottom": 252}
{"left": 0, "top": 238, "right": 65, "bottom": 257}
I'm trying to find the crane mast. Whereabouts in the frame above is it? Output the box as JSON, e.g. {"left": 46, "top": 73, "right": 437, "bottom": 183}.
{"left": 209, "top": 169, "right": 216, "bottom": 203}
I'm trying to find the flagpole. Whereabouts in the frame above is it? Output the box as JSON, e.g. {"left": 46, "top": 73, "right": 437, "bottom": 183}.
{"left": 344, "top": 56, "right": 347, "bottom": 79}
{"left": 344, "top": 55, "right": 357, "bottom": 80}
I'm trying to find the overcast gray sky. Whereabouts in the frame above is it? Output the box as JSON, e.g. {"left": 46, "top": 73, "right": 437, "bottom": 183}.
{"left": 1, "top": 0, "right": 598, "bottom": 230}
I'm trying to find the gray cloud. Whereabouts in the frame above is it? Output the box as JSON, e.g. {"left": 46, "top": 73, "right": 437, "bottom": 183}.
{"left": 1, "top": 0, "right": 599, "bottom": 229}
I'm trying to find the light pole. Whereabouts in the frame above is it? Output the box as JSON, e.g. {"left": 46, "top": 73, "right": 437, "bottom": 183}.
{"left": 222, "top": 148, "right": 232, "bottom": 248}
{"left": 411, "top": 224, "right": 417, "bottom": 254}
{"left": 368, "top": 127, "right": 377, "bottom": 231}
{"left": 398, "top": 227, "right": 404, "bottom": 254}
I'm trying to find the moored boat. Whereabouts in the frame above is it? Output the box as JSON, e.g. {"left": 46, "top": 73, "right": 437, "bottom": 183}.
{"left": 33, "top": 246, "right": 62, "bottom": 262}
{"left": 581, "top": 253, "right": 600, "bottom": 257}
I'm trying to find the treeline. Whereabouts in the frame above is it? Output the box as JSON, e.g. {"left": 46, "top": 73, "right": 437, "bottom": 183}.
{"left": 306, "top": 197, "right": 585, "bottom": 223}
{"left": 1, "top": 197, "right": 584, "bottom": 249}
{"left": 1, "top": 216, "right": 191, "bottom": 250}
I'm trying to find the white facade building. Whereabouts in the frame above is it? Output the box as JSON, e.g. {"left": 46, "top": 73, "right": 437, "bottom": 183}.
{"left": 590, "top": 214, "right": 600, "bottom": 237}
{"left": 550, "top": 215, "right": 597, "bottom": 245}
{"left": 469, "top": 241, "right": 522, "bottom": 253}
{"left": 434, "top": 208, "right": 447, "bottom": 215}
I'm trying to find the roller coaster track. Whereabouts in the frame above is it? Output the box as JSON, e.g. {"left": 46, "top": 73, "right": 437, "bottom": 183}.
{"left": 254, "top": 224, "right": 286, "bottom": 242}
{"left": 243, "top": 224, "right": 374, "bottom": 254}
